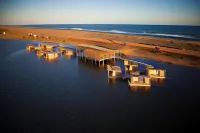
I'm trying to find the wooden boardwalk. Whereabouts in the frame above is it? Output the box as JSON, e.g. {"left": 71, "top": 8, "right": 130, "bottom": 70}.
{"left": 117, "top": 56, "right": 154, "bottom": 68}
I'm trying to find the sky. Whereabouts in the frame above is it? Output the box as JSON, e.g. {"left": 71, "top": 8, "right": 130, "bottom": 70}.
{"left": 0, "top": 0, "right": 200, "bottom": 25}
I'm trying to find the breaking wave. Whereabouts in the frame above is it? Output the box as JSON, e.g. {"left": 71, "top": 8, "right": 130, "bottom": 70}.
{"left": 58, "top": 27, "right": 197, "bottom": 39}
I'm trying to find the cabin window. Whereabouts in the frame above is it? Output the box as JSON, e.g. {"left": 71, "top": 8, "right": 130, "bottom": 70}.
{"left": 132, "top": 77, "right": 138, "bottom": 82}
{"left": 144, "top": 78, "right": 150, "bottom": 84}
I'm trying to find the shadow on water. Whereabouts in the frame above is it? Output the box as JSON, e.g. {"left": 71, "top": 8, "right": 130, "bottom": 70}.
{"left": 129, "top": 86, "right": 151, "bottom": 93}
{"left": 151, "top": 78, "right": 166, "bottom": 86}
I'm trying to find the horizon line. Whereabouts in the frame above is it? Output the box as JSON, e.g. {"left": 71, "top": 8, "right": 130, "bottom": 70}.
{"left": 1, "top": 23, "right": 200, "bottom": 26}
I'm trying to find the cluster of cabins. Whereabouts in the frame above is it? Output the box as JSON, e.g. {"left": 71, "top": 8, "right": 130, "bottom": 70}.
{"left": 107, "top": 59, "right": 166, "bottom": 87}
{"left": 26, "top": 42, "right": 75, "bottom": 60}
{"left": 26, "top": 42, "right": 166, "bottom": 88}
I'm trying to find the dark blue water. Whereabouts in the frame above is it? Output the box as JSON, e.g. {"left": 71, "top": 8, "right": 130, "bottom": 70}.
{"left": 19, "top": 24, "right": 200, "bottom": 41}
{"left": 1, "top": 39, "right": 200, "bottom": 132}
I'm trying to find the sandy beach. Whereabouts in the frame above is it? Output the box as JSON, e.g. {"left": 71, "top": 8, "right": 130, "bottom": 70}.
{"left": 1, "top": 25, "right": 200, "bottom": 68}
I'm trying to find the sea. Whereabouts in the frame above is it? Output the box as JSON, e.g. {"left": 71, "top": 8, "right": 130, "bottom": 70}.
{"left": 0, "top": 38, "right": 200, "bottom": 132}
{"left": 19, "top": 24, "right": 200, "bottom": 41}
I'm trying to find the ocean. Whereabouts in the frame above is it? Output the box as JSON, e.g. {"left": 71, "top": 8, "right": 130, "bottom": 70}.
{"left": 19, "top": 24, "right": 200, "bottom": 41}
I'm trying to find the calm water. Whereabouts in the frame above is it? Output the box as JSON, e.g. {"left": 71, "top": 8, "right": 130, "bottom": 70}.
{"left": 1, "top": 39, "right": 200, "bottom": 132}
{"left": 19, "top": 24, "right": 200, "bottom": 41}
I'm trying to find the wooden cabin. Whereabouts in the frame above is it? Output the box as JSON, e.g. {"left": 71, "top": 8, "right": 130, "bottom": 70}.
{"left": 66, "top": 50, "right": 74, "bottom": 56}
{"left": 107, "top": 65, "right": 122, "bottom": 78}
{"left": 124, "top": 59, "right": 138, "bottom": 71}
{"left": 26, "top": 43, "right": 41, "bottom": 51}
{"left": 36, "top": 50, "right": 43, "bottom": 57}
{"left": 130, "top": 71, "right": 140, "bottom": 76}
{"left": 83, "top": 49, "right": 116, "bottom": 61}
{"left": 43, "top": 51, "right": 59, "bottom": 60}
{"left": 76, "top": 44, "right": 120, "bottom": 66}
{"left": 124, "top": 59, "right": 129, "bottom": 66}
{"left": 41, "top": 43, "right": 59, "bottom": 51}
{"left": 26, "top": 44, "right": 35, "bottom": 51}
{"left": 59, "top": 47, "right": 75, "bottom": 56}
{"left": 147, "top": 69, "right": 166, "bottom": 78}
{"left": 128, "top": 75, "right": 151, "bottom": 87}
{"left": 146, "top": 65, "right": 154, "bottom": 69}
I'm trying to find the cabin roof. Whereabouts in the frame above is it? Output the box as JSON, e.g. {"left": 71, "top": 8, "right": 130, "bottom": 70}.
{"left": 59, "top": 44, "right": 76, "bottom": 50}
{"left": 81, "top": 48, "right": 118, "bottom": 56}
{"left": 42, "top": 51, "right": 58, "bottom": 54}
{"left": 41, "top": 42, "right": 59, "bottom": 47}
{"left": 149, "top": 69, "right": 166, "bottom": 71}
{"left": 132, "top": 75, "right": 150, "bottom": 78}
{"left": 111, "top": 66, "right": 121, "bottom": 70}
{"left": 28, "top": 42, "right": 59, "bottom": 47}
{"left": 78, "top": 44, "right": 119, "bottom": 52}
{"left": 28, "top": 42, "right": 41, "bottom": 46}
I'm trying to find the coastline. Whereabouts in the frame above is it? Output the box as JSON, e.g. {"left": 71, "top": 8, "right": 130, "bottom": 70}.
{"left": 1, "top": 25, "right": 200, "bottom": 68}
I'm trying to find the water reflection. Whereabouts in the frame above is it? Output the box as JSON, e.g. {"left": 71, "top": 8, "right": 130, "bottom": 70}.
{"left": 26, "top": 49, "right": 32, "bottom": 53}
{"left": 129, "top": 86, "right": 151, "bottom": 93}
{"left": 108, "top": 78, "right": 117, "bottom": 84}
{"left": 151, "top": 78, "right": 166, "bottom": 86}
{"left": 65, "top": 55, "right": 72, "bottom": 60}
{"left": 45, "top": 58, "right": 58, "bottom": 63}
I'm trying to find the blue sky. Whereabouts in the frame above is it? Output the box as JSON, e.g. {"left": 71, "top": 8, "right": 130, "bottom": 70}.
{"left": 0, "top": 0, "right": 200, "bottom": 25}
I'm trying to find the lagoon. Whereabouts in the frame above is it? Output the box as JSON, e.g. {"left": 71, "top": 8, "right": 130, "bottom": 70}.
{"left": 0, "top": 39, "right": 200, "bottom": 132}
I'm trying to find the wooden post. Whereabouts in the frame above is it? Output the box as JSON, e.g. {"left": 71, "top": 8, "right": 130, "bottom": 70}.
{"left": 95, "top": 52, "right": 96, "bottom": 65}
{"left": 79, "top": 49, "right": 80, "bottom": 57}
{"left": 114, "top": 53, "right": 115, "bottom": 63}
{"left": 85, "top": 50, "right": 86, "bottom": 62}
